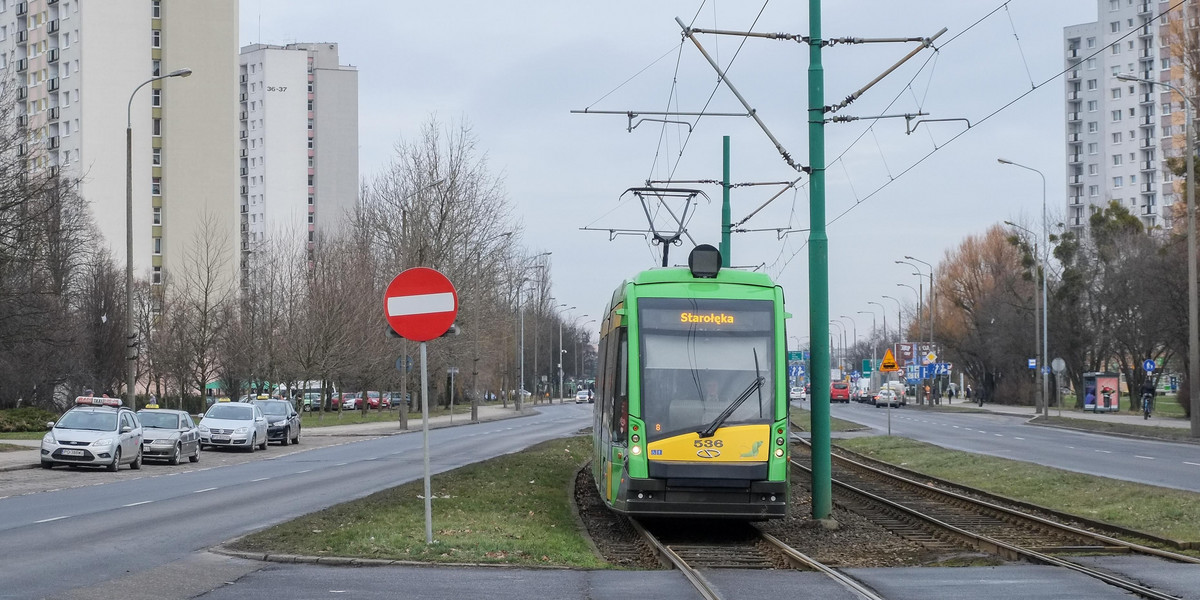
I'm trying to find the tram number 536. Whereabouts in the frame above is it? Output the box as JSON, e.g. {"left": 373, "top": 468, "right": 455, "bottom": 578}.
{"left": 694, "top": 439, "right": 724, "bottom": 448}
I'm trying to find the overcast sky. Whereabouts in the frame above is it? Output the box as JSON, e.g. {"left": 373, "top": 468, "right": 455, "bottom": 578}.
{"left": 241, "top": 1, "right": 1098, "bottom": 347}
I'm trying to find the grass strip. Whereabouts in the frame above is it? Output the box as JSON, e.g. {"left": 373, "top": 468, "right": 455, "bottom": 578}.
{"left": 790, "top": 407, "right": 869, "bottom": 433}
{"left": 836, "top": 436, "right": 1200, "bottom": 542}
{"left": 229, "top": 435, "right": 607, "bottom": 567}
{"left": 300, "top": 403, "right": 487, "bottom": 428}
{"left": 0, "top": 431, "right": 46, "bottom": 440}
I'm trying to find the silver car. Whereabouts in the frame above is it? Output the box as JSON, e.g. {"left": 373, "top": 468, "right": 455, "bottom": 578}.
{"left": 198, "top": 401, "right": 268, "bottom": 452}
{"left": 137, "top": 408, "right": 201, "bottom": 464}
{"left": 41, "top": 397, "right": 143, "bottom": 471}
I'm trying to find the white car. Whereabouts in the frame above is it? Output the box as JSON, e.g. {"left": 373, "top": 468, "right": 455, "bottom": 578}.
{"left": 575, "top": 389, "right": 593, "bottom": 404}
{"left": 789, "top": 387, "right": 804, "bottom": 401}
{"left": 42, "top": 396, "right": 143, "bottom": 471}
{"left": 199, "top": 401, "right": 268, "bottom": 452}
{"left": 874, "top": 389, "right": 900, "bottom": 408}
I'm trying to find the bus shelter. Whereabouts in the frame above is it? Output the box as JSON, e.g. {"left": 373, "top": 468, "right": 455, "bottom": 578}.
{"left": 1082, "top": 372, "right": 1120, "bottom": 412}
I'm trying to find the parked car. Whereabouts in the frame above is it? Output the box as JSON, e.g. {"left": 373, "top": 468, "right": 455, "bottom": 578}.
{"left": 252, "top": 399, "right": 301, "bottom": 446}
{"left": 41, "top": 396, "right": 144, "bottom": 471}
{"left": 198, "top": 401, "right": 268, "bottom": 452}
{"left": 136, "top": 408, "right": 200, "bottom": 464}
{"left": 341, "top": 392, "right": 362, "bottom": 410}
{"left": 830, "top": 382, "right": 850, "bottom": 403}
{"left": 300, "top": 392, "right": 323, "bottom": 412}
{"left": 789, "top": 386, "right": 804, "bottom": 401}
{"left": 575, "top": 389, "right": 592, "bottom": 404}
{"left": 873, "top": 389, "right": 900, "bottom": 408}
{"left": 365, "top": 391, "right": 388, "bottom": 409}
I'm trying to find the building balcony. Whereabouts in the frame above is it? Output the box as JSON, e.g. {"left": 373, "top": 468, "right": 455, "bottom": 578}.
{"left": 1067, "top": 48, "right": 1079, "bottom": 59}
{"left": 1068, "top": 112, "right": 1081, "bottom": 121}
{"left": 1142, "top": 182, "right": 1156, "bottom": 193}
{"left": 48, "top": 48, "right": 58, "bottom": 63}
{"left": 1069, "top": 175, "right": 1083, "bottom": 184}
{"left": 1143, "top": 161, "right": 1155, "bottom": 171}
{"left": 1068, "top": 154, "right": 1081, "bottom": 163}
{"left": 1068, "top": 133, "right": 1081, "bottom": 142}
{"left": 1069, "top": 195, "right": 1083, "bottom": 205}
{"left": 1067, "top": 91, "right": 1079, "bottom": 100}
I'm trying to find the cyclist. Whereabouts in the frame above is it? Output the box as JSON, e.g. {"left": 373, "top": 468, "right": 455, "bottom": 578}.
{"left": 1140, "top": 378, "right": 1156, "bottom": 420}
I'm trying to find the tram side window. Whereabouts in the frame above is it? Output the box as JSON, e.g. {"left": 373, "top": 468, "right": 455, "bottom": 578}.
{"left": 611, "top": 329, "right": 628, "bottom": 440}
{"left": 595, "top": 333, "right": 611, "bottom": 436}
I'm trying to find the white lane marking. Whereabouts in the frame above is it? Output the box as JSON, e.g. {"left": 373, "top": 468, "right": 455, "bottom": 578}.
{"left": 334, "top": 463, "right": 348, "bottom": 467}
{"left": 952, "top": 425, "right": 960, "bottom": 429}
{"left": 1095, "top": 450, "right": 1112, "bottom": 454}
{"left": 1014, "top": 437, "right": 1025, "bottom": 441}
{"left": 1067, "top": 446, "right": 1076, "bottom": 449}
{"left": 123, "top": 500, "right": 152, "bottom": 508}
{"left": 994, "top": 434, "right": 1003, "bottom": 437}
{"left": 35, "top": 515, "right": 70, "bottom": 523}
{"left": 1185, "top": 461, "right": 1200, "bottom": 467}
{"left": 1135, "top": 456, "right": 1155, "bottom": 460}
{"left": 251, "top": 477, "right": 270, "bottom": 482}
{"left": 295, "top": 469, "right": 312, "bottom": 474}
{"left": 194, "top": 487, "right": 217, "bottom": 493}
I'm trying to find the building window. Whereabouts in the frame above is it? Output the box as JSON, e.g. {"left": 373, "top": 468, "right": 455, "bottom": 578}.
{"left": 151, "top": 88, "right": 160, "bottom": 107}
{"left": 1088, "top": 142, "right": 1098, "bottom": 154}
{"left": 307, "top": 214, "right": 314, "bottom": 224}
{"left": 1113, "top": 176, "right": 1124, "bottom": 187}
{"left": 1110, "top": 21, "right": 1120, "bottom": 33}
{"left": 153, "top": 237, "right": 161, "bottom": 255}
{"left": 152, "top": 266, "right": 162, "bottom": 284}
{"left": 1163, "top": 102, "right": 1173, "bottom": 115}
{"left": 1088, "top": 121, "right": 1099, "bottom": 133}
{"left": 1086, "top": 79, "right": 1097, "bottom": 90}
{"left": 1089, "top": 164, "right": 1098, "bottom": 175}
{"left": 152, "top": 60, "right": 160, "bottom": 76}
{"left": 151, "top": 0, "right": 160, "bottom": 18}
{"left": 151, "top": 29, "right": 160, "bottom": 48}
{"left": 308, "top": 195, "right": 314, "bottom": 205}
{"left": 1087, "top": 100, "right": 1097, "bottom": 112}
{"left": 1089, "top": 185, "right": 1100, "bottom": 197}
{"left": 151, "top": 177, "right": 161, "bottom": 195}
{"left": 153, "top": 118, "right": 161, "bottom": 136}
{"left": 1111, "top": 88, "right": 1121, "bottom": 99}
{"left": 153, "top": 207, "right": 161, "bottom": 225}
{"left": 152, "top": 147, "right": 161, "bottom": 165}
{"left": 1087, "top": 36, "right": 1096, "bottom": 48}
{"left": 1111, "top": 44, "right": 1120, "bottom": 55}
{"left": 1112, "top": 132, "right": 1122, "bottom": 143}
{"left": 1112, "top": 154, "right": 1122, "bottom": 166}
{"left": 1111, "top": 110, "right": 1122, "bottom": 122}
{"left": 1109, "top": 0, "right": 1118, "bottom": 10}
{"left": 1163, "top": 57, "right": 1172, "bottom": 70}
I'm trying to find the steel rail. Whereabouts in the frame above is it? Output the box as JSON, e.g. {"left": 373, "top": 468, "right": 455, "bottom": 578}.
{"left": 628, "top": 518, "right": 721, "bottom": 600}
{"left": 758, "top": 530, "right": 887, "bottom": 600}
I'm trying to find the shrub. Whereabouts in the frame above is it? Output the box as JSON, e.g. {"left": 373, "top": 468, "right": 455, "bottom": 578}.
{"left": 0, "top": 407, "right": 60, "bottom": 433}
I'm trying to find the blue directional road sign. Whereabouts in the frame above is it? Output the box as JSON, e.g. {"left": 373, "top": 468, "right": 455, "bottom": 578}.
{"left": 1143, "top": 359, "right": 1156, "bottom": 373}
{"left": 788, "top": 364, "right": 801, "bottom": 378}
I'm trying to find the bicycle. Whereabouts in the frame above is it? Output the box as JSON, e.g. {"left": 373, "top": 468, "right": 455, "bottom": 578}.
{"left": 1142, "top": 392, "right": 1154, "bottom": 420}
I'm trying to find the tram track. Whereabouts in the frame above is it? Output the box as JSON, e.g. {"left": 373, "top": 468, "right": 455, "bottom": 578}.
{"left": 629, "top": 516, "right": 886, "bottom": 600}
{"left": 792, "top": 442, "right": 1200, "bottom": 600}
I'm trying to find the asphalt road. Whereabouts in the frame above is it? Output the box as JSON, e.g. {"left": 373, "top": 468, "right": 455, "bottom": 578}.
{"left": 0, "top": 404, "right": 590, "bottom": 599}
{"left": 823, "top": 401, "right": 1200, "bottom": 492}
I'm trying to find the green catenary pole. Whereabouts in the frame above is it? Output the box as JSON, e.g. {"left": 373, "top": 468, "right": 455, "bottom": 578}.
{"left": 721, "top": 135, "right": 732, "bottom": 267}
{"left": 807, "top": 0, "right": 832, "bottom": 521}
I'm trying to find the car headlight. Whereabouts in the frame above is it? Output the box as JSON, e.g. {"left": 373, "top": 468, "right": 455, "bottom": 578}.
{"left": 234, "top": 427, "right": 249, "bottom": 434}
{"left": 198, "top": 425, "right": 209, "bottom": 433}
{"left": 92, "top": 438, "right": 114, "bottom": 447}
{"left": 42, "top": 432, "right": 56, "bottom": 445}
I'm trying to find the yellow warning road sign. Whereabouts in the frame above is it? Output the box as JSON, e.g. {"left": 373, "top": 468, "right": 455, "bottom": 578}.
{"left": 880, "top": 348, "right": 900, "bottom": 372}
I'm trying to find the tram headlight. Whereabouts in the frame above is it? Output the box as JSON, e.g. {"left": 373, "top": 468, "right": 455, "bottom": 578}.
{"left": 631, "top": 434, "right": 640, "bottom": 443}
{"left": 774, "top": 448, "right": 784, "bottom": 457}
{"left": 775, "top": 437, "right": 784, "bottom": 446}
{"left": 631, "top": 445, "right": 642, "bottom": 456}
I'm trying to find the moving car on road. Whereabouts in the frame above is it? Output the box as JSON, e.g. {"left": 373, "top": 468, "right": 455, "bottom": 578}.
{"left": 252, "top": 398, "right": 301, "bottom": 446}
{"left": 41, "top": 396, "right": 143, "bottom": 471}
{"left": 789, "top": 386, "right": 805, "bottom": 401}
{"left": 575, "top": 389, "right": 592, "bottom": 404}
{"left": 873, "top": 389, "right": 901, "bottom": 408}
{"left": 136, "top": 407, "right": 200, "bottom": 464}
{"left": 830, "top": 381, "right": 851, "bottom": 403}
{"left": 199, "top": 401, "right": 268, "bottom": 452}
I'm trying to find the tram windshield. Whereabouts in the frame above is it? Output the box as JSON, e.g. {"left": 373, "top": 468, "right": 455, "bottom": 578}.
{"left": 637, "top": 297, "right": 775, "bottom": 441}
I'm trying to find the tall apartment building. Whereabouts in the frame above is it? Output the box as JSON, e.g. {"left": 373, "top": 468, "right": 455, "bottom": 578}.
{"left": 238, "top": 42, "right": 357, "bottom": 278}
{"left": 1064, "top": 0, "right": 1193, "bottom": 237}
{"left": 3, "top": 0, "right": 239, "bottom": 297}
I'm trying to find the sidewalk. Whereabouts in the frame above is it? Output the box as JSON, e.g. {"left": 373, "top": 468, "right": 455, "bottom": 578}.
{"left": 0, "top": 401, "right": 542, "bottom": 473}
{"left": 963, "top": 400, "right": 1191, "bottom": 429}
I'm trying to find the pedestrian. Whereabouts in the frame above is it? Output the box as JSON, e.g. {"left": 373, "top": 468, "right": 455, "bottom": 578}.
{"left": 83, "top": 388, "right": 94, "bottom": 397}
{"left": 149, "top": 394, "right": 157, "bottom": 407}
{"left": 923, "top": 383, "right": 931, "bottom": 404}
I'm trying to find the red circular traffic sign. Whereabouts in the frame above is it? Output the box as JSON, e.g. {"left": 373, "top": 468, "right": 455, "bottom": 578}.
{"left": 383, "top": 267, "right": 458, "bottom": 342}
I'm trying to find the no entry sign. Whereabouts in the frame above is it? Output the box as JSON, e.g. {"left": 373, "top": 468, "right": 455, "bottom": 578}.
{"left": 384, "top": 267, "right": 458, "bottom": 342}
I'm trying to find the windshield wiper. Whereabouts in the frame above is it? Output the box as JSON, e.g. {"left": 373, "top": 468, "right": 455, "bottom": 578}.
{"left": 698, "top": 349, "right": 764, "bottom": 438}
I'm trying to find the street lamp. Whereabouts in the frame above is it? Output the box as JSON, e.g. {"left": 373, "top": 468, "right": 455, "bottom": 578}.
{"left": 904, "top": 255, "right": 936, "bottom": 348}
{"left": 126, "top": 67, "right": 191, "bottom": 408}
{"left": 829, "top": 320, "right": 845, "bottom": 372}
{"left": 881, "top": 295, "right": 902, "bottom": 342}
{"left": 998, "top": 158, "right": 1049, "bottom": 418}
{"left": 469, "top": 231, "right": 513, "bottom": 423}
{"left": 1116, "top": 73, "right": 1199, "bottom": 436}
{"left": 868, "top": 300, "right": 887, "bottom": 343}
{"left": 1005, "top": 220, "right": 1045, "bottom": 414}
{"left": 556, "top": 304, "right": 575, "bottom": 403}
{"left": 517, "top": 252, "right": 551, "bottom": 411}
{"left": 839, "top": 315, "right": 857, "bottom": 372}
{"left": 858, "top": 310, "right": 877, "bottom": 389}
{"left": 575, "top": 318, "right": 596, "bottom": 385}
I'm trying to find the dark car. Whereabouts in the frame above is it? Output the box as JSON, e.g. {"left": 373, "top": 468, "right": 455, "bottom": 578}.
{"left": 252, "top": 399, "right": 301, "bottom": 446}
{"left": 830, "top": 382, "right": 850, "bottom": 403}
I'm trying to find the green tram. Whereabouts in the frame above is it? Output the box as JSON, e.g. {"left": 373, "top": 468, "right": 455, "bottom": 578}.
{"left": 592, "top": 246, "right": 790, "bottom": 519}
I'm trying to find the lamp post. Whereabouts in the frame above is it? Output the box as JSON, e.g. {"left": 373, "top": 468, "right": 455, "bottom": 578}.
{"left": 829, "top": 320, "right": 845, "bottom": 373}
{"left": 858, "top": 310, "right": 877, "bottom": 389}
{"left": 126, "top": 68, "right": 191, "bottom": 408}
{"left": 469, "top": 231, "right": 513, "bottom": 423}
{"left": 895, "top": 283, "right": 921, "bottom": 401}
{"left": 517, "top": 252, "right": 551, "bottom": 411}
{"left": 575, "top": 318, "right": 596, "bottom": 385}
{"left": 839, "top": 315, "right": 857, "bottom": 377}
{"left": 881, "top": 295, "right": 902, "bottom": 343}
{"left": 556, "top": 304, "right": 575, "bottom": 403}
{"left": 998, "top": 159, "right": 1049, "bottom": 418}
{"left": 905, "top": 255, "right": 936, "bottom": 352}
{"left": 1005, "top": 219, "right": 1045, "bottom": 414}
{"left": 1117, "top": 73, "right": 1198, "bottom": 436}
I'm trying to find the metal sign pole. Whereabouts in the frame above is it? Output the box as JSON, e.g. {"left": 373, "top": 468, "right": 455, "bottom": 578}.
{"left": 421, "top": 341, "right": 433, "bottom": 544}
{"left": 449, "top": 368, "right": 456, "bottom": 424}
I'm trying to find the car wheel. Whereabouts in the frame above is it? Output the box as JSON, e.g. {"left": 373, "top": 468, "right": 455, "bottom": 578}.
{"left": 280, "top": 428, "right": 290, "bottom": 446}
{"left": 259, "top": 436, "right": 267, "bottom": 451}
{"left": 108, "top": 448, "right": 121, "bottom": 472}
{"left": 169, "top": 443, "right": 181, "bottom": 465}
{"left": 41, "top": 461, "right": 53, "bottom": 469}
{"left": 291, "top": 426, "right": 300, "bottom": 445}
{"left": 189, "top": 445, "right": 200, "bottom": 463}
{"left": 130, "top": 449, "right": 141, "bottom": 470}
{"left": 246, "top": 435, "right": 256, "bottom": 453}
